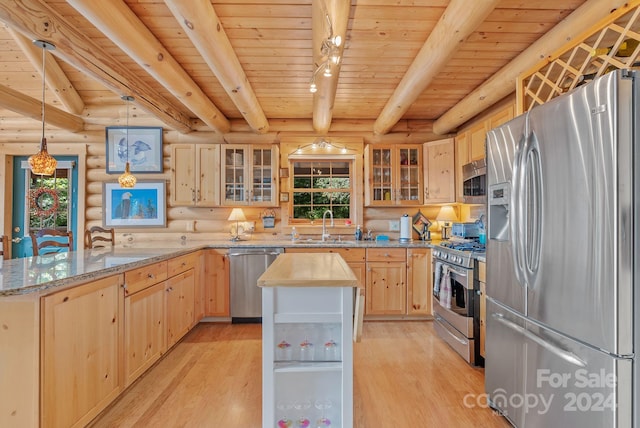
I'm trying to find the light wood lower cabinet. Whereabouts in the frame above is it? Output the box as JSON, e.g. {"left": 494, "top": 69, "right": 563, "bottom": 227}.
{"left": 366, "top": 248, "right": 407, "bottom": 315}
{"left": 123, "top": 252, "right": 197, "bottom": 387}
{"left": 204, "top": 248, "right": 230, "bottom": 317}
{"left": 123, "top": 281, "right": 166, "bottom": 387}
{"left": 407, "top": 248, "right": 432, "bottom": 316}
{"left": 166, "top": 269, "right": 196, "bottom": 349}
{"left": 41, "top": 275, "right": 123, "bottom": 428}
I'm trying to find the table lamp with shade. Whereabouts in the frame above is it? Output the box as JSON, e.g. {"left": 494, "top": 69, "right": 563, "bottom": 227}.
{"left": 228, "top": 208, "right": 246, "bottom": 241}
{"left": 436, "top": 205, "right": 458, "bottom": 240}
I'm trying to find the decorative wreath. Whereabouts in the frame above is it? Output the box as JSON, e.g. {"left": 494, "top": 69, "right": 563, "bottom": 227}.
{"left": 30, "top": 187, "right": 59, "bottom": 217}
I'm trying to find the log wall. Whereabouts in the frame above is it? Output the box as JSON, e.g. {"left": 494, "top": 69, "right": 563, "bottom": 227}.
{"left": 0, "top": 104, "right": 474, "bottom": 246}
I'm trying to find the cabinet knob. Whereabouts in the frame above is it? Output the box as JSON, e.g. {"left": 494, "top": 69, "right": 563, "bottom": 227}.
{"left": 192, "top": 189, "right": 196, "bottom": 202}
{"left": 148, "top": 273, "right": 155, "bottom": 279}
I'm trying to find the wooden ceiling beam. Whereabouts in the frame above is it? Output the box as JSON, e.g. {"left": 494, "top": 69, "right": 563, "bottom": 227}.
{"left": 0, "top": 83, "right": 84, "bottom": 132}
{"left": 65, "top": 0, "right": 230, "bottom": 134}
{"left": 311, "top": 0, "right": 350, "bottom": 134}
{"left": 433, "top": 0, "right": 637, "bottom": 134}
{"left": 373, "top": 0, "right": 501, "bottom": 135}
{"left": 164, "top": 0, "right": 268, "bottom": 134}
{"left": 0, "top": 0, "right": 193, "bottom": 133}
{"left": 7, "top": 28, "right": 85, "bottom": 115}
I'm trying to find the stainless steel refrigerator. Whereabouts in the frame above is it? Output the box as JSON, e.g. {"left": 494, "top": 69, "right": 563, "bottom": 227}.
{"left": 485, "top": 69, "right": 638, "bottom": 427}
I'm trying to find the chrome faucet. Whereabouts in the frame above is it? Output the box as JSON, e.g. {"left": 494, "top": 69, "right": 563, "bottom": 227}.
{"left": 322, "top": 210, "right": 334, "bottom": 242}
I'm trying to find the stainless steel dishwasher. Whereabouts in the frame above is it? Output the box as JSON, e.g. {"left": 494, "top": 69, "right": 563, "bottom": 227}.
{"left": 228, "top": 247, "right": 284, "bottom": 323}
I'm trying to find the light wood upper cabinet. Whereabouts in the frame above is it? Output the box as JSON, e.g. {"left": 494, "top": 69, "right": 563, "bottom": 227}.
{"left": 221, "top": 144, "right": 279, "bottom": 206}
{"left": 423, "top": 138, "right": 455, "bottom": 203}
{"left": 407, "top": 248, "right": 432, "bottom": 316}
{"left": 171, "top": 144, "right": 220, "bottom": 207}
{"left": 364, "top": 144, "right": 423, "bottom": 206}
{"left": 468, "top": 121, "right": 488, "bottom": 162}
{"left": 489, "top": 104, "right": 515, "bottom": 130}
{"left": 41, "top": 275, "right": 123, "bottom": 428}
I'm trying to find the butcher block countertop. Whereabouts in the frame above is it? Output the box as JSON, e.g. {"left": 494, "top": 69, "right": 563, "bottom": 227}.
{"left": 257, "top": 252, "right": 358, "bottom": 288}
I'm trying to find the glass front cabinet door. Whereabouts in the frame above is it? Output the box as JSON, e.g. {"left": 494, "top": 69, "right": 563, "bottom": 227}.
{"left": 221, "top": 144, "right": 279, "bottom": 206}
{"left": 364, "top": 144, "right": 423, "bottom": 206}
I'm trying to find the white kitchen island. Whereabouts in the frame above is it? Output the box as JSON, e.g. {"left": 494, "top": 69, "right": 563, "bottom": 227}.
{"left": 258, "top": 252, "right": 358, "bottom": 428}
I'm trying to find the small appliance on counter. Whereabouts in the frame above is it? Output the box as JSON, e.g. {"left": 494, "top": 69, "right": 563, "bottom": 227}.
{"left": 399, "top": 214, "right": 412, "bottom": 242}
{"left": 451, "top": 222, "right": 480, "bottom": 239}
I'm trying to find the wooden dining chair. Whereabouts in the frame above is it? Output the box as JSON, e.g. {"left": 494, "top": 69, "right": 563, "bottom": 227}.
{"left": 30, "top": 229, "right": 74, "bottom": 256}
{"left": 85, "top": 226, "right": 115, "bottom": 249}
{"left": 0, "top": 235, "right": 8, "bottom": 260}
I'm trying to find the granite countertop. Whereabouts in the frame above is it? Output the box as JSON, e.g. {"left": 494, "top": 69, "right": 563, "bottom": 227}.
{"left": 0, "top": 237, "right": 485, "bottom": 297}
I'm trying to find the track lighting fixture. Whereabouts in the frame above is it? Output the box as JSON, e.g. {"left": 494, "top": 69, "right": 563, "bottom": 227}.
{"left": 309, "top": 12, "right": 344, "bottom": 93}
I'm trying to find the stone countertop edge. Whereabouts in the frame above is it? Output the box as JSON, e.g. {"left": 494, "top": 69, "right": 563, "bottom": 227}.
{"left": 0, "top": 238, "right": 480, "bottom": 297}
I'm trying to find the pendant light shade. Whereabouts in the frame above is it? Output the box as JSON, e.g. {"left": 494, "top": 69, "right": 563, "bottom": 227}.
{"left": 28, "top": 40, "right": 57, "bottom": 176}
{"left": 118, "top": 95, "right": 137, "bottom": 188}
{"left": 118, "top": 161, "right": 137, "bottom": 188}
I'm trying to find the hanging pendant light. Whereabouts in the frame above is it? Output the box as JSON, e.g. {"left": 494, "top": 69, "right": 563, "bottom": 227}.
{"left": 28, "top": 40, "right": 57, "bottom": 176}
{"left": 118, "top": 95, "right": 137, "bottom": 188}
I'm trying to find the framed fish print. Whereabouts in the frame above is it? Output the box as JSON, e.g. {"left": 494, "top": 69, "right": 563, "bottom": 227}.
{"left": 106, "top": 126, "right": 163, "bottom": 173}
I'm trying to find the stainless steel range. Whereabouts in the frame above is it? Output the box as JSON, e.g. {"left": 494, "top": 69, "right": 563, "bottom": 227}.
{"left": 432, "top": 235, "right": 485, "bottom": 366}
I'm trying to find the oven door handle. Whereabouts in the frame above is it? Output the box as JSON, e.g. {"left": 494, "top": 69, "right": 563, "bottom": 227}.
{"left": 435, "top": 315, "right": 468, "bottom": 345}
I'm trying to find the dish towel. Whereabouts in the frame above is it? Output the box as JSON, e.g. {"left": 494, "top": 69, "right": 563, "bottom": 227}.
{"left": 439, "top": 265, "right": 452, "bottom": 309}
{"left": 433, "top": 261, "right": 442, "bottom": 295}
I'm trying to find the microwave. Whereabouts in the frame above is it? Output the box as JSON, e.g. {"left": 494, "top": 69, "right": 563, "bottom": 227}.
{"left": 462, "top": 159, "right": 486, "bottom": 204}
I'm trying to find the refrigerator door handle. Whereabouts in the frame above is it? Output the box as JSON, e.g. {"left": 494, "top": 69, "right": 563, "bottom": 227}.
{"left": 522, "top": 132, "right": 543, "bottom": 287}
{"left": 492, "top": 313, "right": 586, "bottom": 368}
{"left": 510, "top": 133, "right": 528, "bottom": 286}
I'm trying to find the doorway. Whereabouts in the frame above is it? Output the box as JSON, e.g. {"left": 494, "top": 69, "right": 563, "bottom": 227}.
{"left": 11, "top": 156, "right": 78, "bottom": 258}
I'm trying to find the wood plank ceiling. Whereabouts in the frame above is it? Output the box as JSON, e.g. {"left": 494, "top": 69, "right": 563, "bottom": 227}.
{"left": 0, "top": 0, "right": 613, "bottom": 138}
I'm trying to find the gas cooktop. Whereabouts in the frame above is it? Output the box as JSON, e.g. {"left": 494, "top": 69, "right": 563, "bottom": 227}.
{"left": 440, "top": 241, "right": 486, "bottom": 252}
{"left": 434, "top": 238, "right": 485, "bottom": 269}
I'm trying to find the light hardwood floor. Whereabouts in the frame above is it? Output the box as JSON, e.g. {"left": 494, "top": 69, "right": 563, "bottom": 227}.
{"left": 91, "top": 321, "right": 511, "bottom": 428}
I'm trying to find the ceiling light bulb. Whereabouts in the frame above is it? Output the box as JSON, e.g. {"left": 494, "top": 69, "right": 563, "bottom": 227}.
{"left": 323, "top": 64, "right": 332, "bottom": 77}
{"left": 341, "top": 147, "right": 347, "bottom": 154}
{"left": 310, "top": 82, "right": 317, "bottom": 93}
{"left": 332, "top": 35, "right": 342, "bottom": 47}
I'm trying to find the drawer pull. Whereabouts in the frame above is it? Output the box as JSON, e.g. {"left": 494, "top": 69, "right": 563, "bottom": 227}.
{"left": 148, "top": 274, "right": 155, "bottom": 279}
